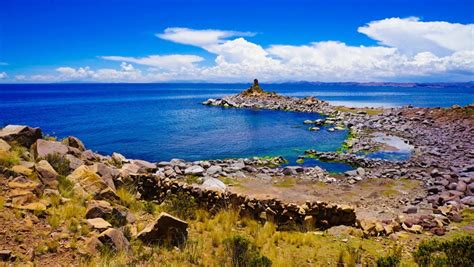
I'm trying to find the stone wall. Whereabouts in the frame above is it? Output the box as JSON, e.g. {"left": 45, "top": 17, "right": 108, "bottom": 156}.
{"left": 132, "top": 174, "right": 356, "bottom": 230}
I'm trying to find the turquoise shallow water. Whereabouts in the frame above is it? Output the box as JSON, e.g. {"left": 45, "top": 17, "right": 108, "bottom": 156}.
{"left": 0, "top": 83, "right": 472, "bottom": 172}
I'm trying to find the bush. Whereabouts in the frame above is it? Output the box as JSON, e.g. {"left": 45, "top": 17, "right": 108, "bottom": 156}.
{"left": 0, "top": 145, "right": 24, "bottom": 167}
{"left": 413, "top": 235, "right": 474, "bottom": 267}
{"left": 376, "top": 245, "right": 402, "bottom": 267}
{"left": 223, "top": 235, "right": 272, "bottom": 267}
{"left": 163, "top": 191, "right": 198, "bottom": 220}
{"left": 57, "top": 175, "right": 75, "bottom": 198}
{"left": 41, "top": 153, "right": 70, "bottom": 176}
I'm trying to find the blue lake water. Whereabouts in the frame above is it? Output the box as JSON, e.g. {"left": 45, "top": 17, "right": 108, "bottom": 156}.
{"left": 0, "top": 83, "right": 472, "bottom": 172}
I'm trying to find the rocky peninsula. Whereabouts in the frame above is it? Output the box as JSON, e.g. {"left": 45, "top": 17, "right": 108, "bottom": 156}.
{"left": 0, "top": 81, "right": 473, "bottom": 265}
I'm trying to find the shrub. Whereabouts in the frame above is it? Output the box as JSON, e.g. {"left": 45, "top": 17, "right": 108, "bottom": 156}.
{"left": 163, "top": 191, "right": 198, "bottom": 220}
{"left": 0, "top": 146, "right": 23, "bottom": 167}
{"left": 57, "top": 175, "right": 75, "bottom": 198}
{"left": 41, "top": 153, "right": 70, "bottom": 176}
{"left": 413, "top": 235, "right": 474, "bottom": 267}
{"left": 116, "top": 187, "right": 143, "bottom": 212}
{"left": 223, "top": 235, "right": 272, "bottom": 267}
{"left": 376, "top": 245, "right": 402, "bottom": 267}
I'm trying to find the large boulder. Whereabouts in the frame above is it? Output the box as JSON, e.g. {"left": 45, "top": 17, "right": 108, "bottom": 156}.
{"left": 67, "top": 165, "right": 111, "bottom": 195}
{"left": 0, "top": 139, "right": 11, "bottom": 152}
{"left": 137, "top": 212, "right": 188, "bottom": 246}
{"left": 184, "top": 165, "right": 205, "bottom": 176}
{"left": 206, "top": 165, "right": 222, "bottom": 175}
{"left": 33, "top": 139, "right": 68, "bottom": 159}
{"left": 35, "top": 160, "right": 59, "bottom": 187}
{"left": 62, "top": 136, "right": 86, "bottom": 151}
{"left": 98, "top": 228, "right": 130, "bottom": 252}
{"left": 65, "top": 154, "right": 84, "bottom": 170}
{"left": 131, "top": 160, "right": 157, "bottom": 172}
{"left": 85, "top": 200, "right": 130, "bottom": 226}
{"left": 91, "top": 163, "right": 117, "bottom": 190}
{"left": 0, "top": 125, "right": 42, "bottom": 147}
{"left": 201, "top": 178, "right": 227, "bottom": 192}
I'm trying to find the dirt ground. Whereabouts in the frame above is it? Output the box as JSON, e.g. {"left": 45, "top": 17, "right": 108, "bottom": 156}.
{"left": 228, "top": 176, "right": 429, "bottom": 221}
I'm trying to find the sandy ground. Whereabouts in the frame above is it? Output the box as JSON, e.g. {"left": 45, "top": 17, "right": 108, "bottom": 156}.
{"left": 228, "top": 176, "right": 429, "bottom": 221}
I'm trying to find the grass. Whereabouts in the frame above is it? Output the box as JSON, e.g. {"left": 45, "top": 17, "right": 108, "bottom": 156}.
{"left": 116, "top": 186, "right": 144, "bottom": 212}
{"left": 335, "top": 106, "right": 384, "bottom": 116}
{"left": 272, "top": 177, "right": 296, "bottom": 188}
{"left": 42, "top": 191, "right": 470, "bottom": 267}
{"left": 220, "top": 176, "right": 243, "bottom": 187}
{"left": 0, "top": 144, "right": 25, "bottom": 167}
{"left": 46, "top": 198, "right": 87, "bottom": 232}
{"left": 0, "top": 196, "right": 5, "bottom": 211}
{"left": 185, "top": 174, "right": 202, "bottom": 185}
{"left": 337, "top": 128, "right": 357, "bottom": 154}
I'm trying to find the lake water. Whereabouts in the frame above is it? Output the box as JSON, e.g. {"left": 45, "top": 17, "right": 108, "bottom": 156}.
{"left": 0, "top": 83, "right": 472, "bottom": 172}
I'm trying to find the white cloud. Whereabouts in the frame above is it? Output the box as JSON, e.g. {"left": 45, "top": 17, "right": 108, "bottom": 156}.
{"left": 0, "top": 72, "right": 7, "bottom": 79}
{"left": 157, "top": 27, "right": 255, "bottom": 47}
{"left": 12, "top": 18, "right": 474, "bottom": 83}
{"left": 101, "top": 54, "right": 204, "bottom": 70}
{"left": 358, "top": 17, "right": 474, "bottom": 56}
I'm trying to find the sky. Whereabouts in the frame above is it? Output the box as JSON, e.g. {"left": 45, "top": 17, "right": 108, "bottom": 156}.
{"left": 0, "top": 0, "right": 473, "bottom": 83}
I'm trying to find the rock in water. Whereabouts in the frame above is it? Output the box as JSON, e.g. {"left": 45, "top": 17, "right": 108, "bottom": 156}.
{"left": 0, "top": 125, "right": 42, "bottom": 147}
{"left": 137, "top": 212, "right": 188, "bottom": 246}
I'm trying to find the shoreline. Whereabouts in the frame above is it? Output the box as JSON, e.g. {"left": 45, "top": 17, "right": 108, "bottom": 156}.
{"left": 0, "top": 86, "right": 473, "bottom": 264}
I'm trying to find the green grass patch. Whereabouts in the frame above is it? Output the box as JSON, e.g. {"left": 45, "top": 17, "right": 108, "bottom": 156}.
{"left": 272, "top": 177, "right": 296, "bottom": 188}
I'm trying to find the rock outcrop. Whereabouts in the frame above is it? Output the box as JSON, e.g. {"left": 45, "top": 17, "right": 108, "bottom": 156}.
{"left": 0, "top": 125, "right": 42, "bottom": 147}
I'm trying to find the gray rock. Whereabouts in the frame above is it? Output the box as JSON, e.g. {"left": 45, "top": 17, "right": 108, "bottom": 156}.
{"left": 35, "top": 160, "right": 59, "bottom": 187}
{"left": 404, "top": 206, "right": 418, "bottom": 214}
{"left": 206, "top": 165, "right": 222, "bottom": 175}
{"left": 65, "top": 154, "right": 84, "bottom": 170}
{"left": 62, "top": 136, "right": 86, "bottom": 151}
{"left": 201, "top": 178, "right": 227, "bottom": 192}
{"left": 98, "top": 228, "right": 130, "bottom": 252}
{"left": 112, "top": 152, "right": 126, "bottom": 163}
{"left": 33, "top": 139, "right": 69, "bottom": 159}
{"left": 461, "top": 196, "right": 474, "bottom": 206}
{"left": 456, "top": 181, "right": 467, "bottom": 192}
{"left": 137, "top": 212, "right": 188, "bottom": 246}
{"left": 131, "top": 159, "right": 157, "bottom": 172}
{"left": 184, "top": 165, "right": 205, "bottom": 176}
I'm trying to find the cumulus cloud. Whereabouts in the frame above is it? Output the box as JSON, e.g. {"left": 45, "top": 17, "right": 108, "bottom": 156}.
{"left": 157, "top": 27, "right": 255, "bottom": 47}
{"left": 358, "top": 17, "right": 474, "bottom": 56}
{"left": 101, "top": 54, "right": 204, "bottom": 70}
{"left": 0, "top": 72, "right": 7, "bottom": 79}
{"left": 12, "top": 18, "right": 474, "bottom": 82}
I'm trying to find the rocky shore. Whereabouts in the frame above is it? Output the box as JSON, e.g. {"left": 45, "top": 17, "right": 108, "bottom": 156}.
{"left": 203, "top": 82, "right": 474, "bottom": 233}
{"left": 0, "top": 83, "right": 472, "bottom": 264}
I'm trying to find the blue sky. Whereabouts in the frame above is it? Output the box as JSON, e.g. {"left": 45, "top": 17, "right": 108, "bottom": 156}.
{"left": 1, "top": 0, "right": 473, "bottom": 82}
